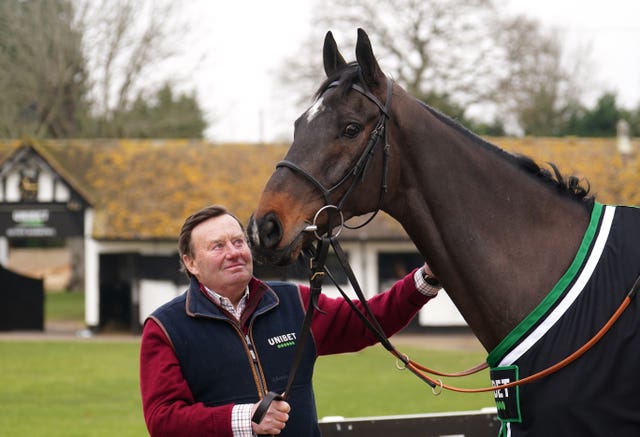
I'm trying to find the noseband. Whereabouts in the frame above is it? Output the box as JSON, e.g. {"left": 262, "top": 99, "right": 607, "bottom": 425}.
{"left": 276, "top": 75, "right": 394, "bottom": 235}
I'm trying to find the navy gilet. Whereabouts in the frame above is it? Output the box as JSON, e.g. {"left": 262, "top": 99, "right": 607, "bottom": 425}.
{"left": 150, "top": 278, "right": 321, "bottom": 436}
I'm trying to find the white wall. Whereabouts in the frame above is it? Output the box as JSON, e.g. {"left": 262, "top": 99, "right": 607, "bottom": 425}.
{"left": 419, "top": 290, "right": 467, "bottom": 327}
{"left": 84, "top": 238, "right": 468, "bottom": 329}
{"left": 85, "top": 238, "right": 180, "bottom": 328}
{"left": 367, "top": 241, "right": 467, "bottom": 327}
{"left": 139, "top": 279, "right": 183, "bottom": 324}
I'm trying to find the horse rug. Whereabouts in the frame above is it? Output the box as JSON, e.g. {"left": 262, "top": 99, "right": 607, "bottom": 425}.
{"left": 486, "top": 203, "right": 640, "bottom": 436}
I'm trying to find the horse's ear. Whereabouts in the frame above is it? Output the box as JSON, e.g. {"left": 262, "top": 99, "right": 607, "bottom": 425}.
{"left": 323, "top": 31, "right": 347, "bottom": 77}
{"left": 355, "top": 28, "right": 384, "bottom": 89}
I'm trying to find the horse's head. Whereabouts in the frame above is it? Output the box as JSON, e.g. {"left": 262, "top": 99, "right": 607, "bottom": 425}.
{"left": 249, "top": 29, "right": 395, "bottom": 265}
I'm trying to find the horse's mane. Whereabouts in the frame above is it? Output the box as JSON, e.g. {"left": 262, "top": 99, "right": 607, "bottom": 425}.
{"left": 420, "top": 101, "right": 595, "bottom": 208}
{"left": 317, "top": 63, "right": 595, "bottom": 208}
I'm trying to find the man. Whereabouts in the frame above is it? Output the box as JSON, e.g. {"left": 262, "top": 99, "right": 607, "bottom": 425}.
{"left": 140, "top": 205, "right": 440, "bottom": 436}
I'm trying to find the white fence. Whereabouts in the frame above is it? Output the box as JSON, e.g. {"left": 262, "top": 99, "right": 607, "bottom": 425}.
{"left": 319, "top": 408, "right": 499, "bottom": 437}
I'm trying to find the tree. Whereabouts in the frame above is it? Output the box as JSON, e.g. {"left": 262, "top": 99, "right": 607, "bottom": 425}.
{"left": 280, "top": 0, "right": 502, "bottom": 114}
{"left": 493, "top": 15, "right": 592, "bottom": 136}
{"left": 278, "top": 0, "right": 593, "bottom": 136}
{"left": 629, "top": 104, "right": 640, "bottom": 138}
{"left": 79, "top": 0, "right": 191, "bottom": 135}
{"left": 0, "top": 0, "right": 207, "bottom": 139}
{"left": 567, "top": 92, "right": 621, "bottom": 137}
{"left": 0, "top": 0, "right": 90, "bottom": 138}
{"left": 108, "top": 84, "right": 207, "bottom": 138}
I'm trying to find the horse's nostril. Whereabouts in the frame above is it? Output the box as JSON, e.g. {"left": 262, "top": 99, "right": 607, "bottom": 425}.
{"left": 260, "top": 213, "right": 283, "bottom": 249}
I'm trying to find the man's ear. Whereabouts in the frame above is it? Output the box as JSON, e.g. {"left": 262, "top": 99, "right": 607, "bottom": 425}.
{"left": 182, "top": 254, "right": 197, "bottom": 276}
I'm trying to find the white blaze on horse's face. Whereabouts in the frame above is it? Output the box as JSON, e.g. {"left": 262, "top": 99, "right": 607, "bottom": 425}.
{"left": 305, "top": 97, "right": 325, "bottom": 123}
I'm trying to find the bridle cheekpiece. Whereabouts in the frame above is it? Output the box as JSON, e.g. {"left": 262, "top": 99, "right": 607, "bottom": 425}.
{"left": 276, "top": 74, "right": 394, "bottom": 238}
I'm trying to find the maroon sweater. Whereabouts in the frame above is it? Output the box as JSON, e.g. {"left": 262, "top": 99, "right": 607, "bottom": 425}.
{"left": 140, "top": 270, "right": 432, "bottom": 437}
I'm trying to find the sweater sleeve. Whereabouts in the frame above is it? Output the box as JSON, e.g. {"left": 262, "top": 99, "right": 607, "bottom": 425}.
{"left": 140, "top": 318, "right": 235, "bottom": 437}
{"left": 309, "top": 268, "right": 434, "bottom": 355}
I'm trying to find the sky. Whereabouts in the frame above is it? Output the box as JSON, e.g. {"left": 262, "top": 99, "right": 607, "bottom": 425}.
{"left": 181, "top": 0, "right": 314, "bottom": 143}
{"left": 179, "top": 0, "right": 640, "bottom": 143}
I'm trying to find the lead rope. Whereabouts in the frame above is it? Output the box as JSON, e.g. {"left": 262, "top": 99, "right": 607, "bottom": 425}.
{"left": 253, "top": 237, "right": 640, "bottom": 423}
{"left": 423, "top": 271, "right": 640, "bottom": 393}
{"left": 326, "top": 236, "right": 640, "bottom": 395}
{"left": 251, "top": 237, "right": 330, "bottom": 425}
{"left": 326, "top": 236, "right": 487, "bottom": 393}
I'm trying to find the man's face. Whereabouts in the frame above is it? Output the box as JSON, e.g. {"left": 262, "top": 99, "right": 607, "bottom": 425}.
{"left": 183, "top": 214, "right": 253, "bottom": 299}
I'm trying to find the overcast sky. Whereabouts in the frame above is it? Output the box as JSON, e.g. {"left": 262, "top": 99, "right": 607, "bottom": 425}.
{"left": 179, "top": 0, "right": 640, "bottom": 143}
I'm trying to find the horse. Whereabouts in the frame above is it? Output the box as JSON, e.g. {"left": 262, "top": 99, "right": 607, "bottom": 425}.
{"left": 247, "top": 29, "right": 640, "bottom": 435}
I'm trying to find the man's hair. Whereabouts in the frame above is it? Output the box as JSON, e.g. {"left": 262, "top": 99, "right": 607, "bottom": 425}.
{"left": 178, "top": 205, "right": 245, "bottom": 278}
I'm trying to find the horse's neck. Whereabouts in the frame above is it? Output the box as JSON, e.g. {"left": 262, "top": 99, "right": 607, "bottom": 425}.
{"left": 386, "top": 104, "right": 590, "bottom": 351}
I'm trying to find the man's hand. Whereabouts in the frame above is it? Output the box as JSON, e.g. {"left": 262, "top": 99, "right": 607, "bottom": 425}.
{"left": 251, "top": 399, "right": 291, "bottom": 435}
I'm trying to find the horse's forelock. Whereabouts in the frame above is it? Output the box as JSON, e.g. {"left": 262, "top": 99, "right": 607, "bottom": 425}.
{"left": 314, "top": 62, "right": 361, "bottom": 100}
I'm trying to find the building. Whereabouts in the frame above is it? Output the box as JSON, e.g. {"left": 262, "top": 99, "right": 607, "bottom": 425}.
{"left": 0, "top": 137, "right": 636, "bottom": 332}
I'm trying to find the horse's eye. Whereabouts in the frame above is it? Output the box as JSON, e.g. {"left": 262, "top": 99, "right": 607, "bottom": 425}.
{"left": 342, "top": 123, "right": 362, "bottom": 138}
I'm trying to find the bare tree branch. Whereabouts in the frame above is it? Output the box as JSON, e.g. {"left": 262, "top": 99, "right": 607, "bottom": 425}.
{"left": 0, "top": 0, "right": 89, "bottom": 138}
{"left": 277, "top": 0, "right": 594, "bottom": 133}
{"left": 79, "top": 0, "right": 183, "bottom": 128}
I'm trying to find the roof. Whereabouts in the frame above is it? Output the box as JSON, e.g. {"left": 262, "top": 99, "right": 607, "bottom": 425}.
{"left": 1, "top": 141, "right": 96, "bottom": 206}
{"left": 0, "top": 137, "right": 637, "bottom": 241}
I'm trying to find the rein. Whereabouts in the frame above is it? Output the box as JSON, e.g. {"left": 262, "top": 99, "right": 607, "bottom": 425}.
{"left": 312, "top": 235, "right": 640, "bottom": 396}
{"left": 251, "top": 237, "right": 330, "bottom": 425}
{"left": 252, "top": 210, "right": 640, "bottom": 426}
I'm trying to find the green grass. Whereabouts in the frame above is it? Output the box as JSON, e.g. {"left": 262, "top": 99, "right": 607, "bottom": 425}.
{"left": 315, "top": 344, "right": 493, "bottom": 418}
{"left": 45, "top": 291, "right": 85, "bottom": 322}
{"left": 0, "top": 339, "right": 493, "bottom": 436}
{"left": 5, "top": 289, "right": 494, "bottom": 432}
{"left": 0, "top": 341, "right": 145, "bottom": 437}
{"left": 4, "top": 289, "right": 494, "bottom": 433}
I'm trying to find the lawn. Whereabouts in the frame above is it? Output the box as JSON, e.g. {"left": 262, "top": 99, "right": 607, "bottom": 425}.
{"left": 4, "top": 293, "right": 494, "bottom": 434}
{"left": 0, "top": 341, "right": 145, "bottom": 437}
{"left": 314, "top": 344, "right": 493, "bottom": 417}
{"left": 45, "top": 291, "right": 85, "bottom": 322}
{"left": 0, "top": 338, "right": 492, "bottom": 436}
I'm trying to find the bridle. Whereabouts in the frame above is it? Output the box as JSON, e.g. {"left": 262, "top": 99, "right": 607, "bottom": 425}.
{"left": 251, "top": 73, "right": 640, "bottom": 426}
{"left": 252, "top": 75, "right": 395, "bottom": 425}
{"left": 276, "top": 74, "right": 394, "bottom": 232}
